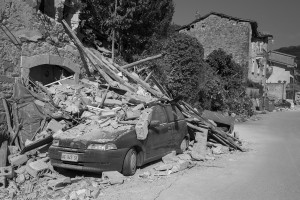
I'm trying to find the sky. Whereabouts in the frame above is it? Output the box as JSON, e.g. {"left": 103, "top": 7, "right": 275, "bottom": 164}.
{"left": 172, "top": 0, "right": 300, "bottom": 49}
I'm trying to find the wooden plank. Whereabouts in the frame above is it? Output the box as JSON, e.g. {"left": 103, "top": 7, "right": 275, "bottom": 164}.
{"left": 150, "top": 75, "right": 171, "bottom": 99}
{"left": 122, "top": 54, "right": 162, "bottom": 69}
{"left": 112, "top": 62, "right": 166, "bottom": 98}
{"left": 85, "top": 48, "right": 136, "bottom": 92}
{"left": 62, "top": 20, "right": 116, "bottom": 86}
{"left": 144, "top": 71, "right": 153, "bottom": 82}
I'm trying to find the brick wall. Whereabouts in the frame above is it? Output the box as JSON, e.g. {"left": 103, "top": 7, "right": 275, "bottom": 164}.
{"left": 180, "top": 14, "right": 251, "bottom": 66}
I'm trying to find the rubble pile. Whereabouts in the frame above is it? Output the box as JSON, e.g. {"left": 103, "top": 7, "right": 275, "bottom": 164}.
{"left": 0, "top": 20, "right": 244, "bottom": 199}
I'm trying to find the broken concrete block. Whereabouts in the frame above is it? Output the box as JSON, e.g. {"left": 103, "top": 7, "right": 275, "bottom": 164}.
{"left": 16, "top": 174, "right": 25, "bottom": 184}
{"left": 191, "top": 130, "right": 208, "bottom": 161}
{"left": 205, "top": 155, "right": 216, "bottom": 161}
{"left": 102, "top": 171, "right": 125, "bottom": 185}
{"left": 135, "top": 108, "right": 153, "bottom": 140}
{"left": 154, "top": 163, "right": 173, "bottom": 171}
{"left": 212, "top": 145, "right": 228, "bottom": 155}
{"left": 26, "top": 160, "right": 50, "bottom": 177}
{"left": 91, "top": 188, "right": 101, "bottom": 199}
{"left": 177, "top": 153, "right": 192, "bottom": 161}
{"left": 0, "top": 166, "right": 14, "bottom": 179}
{"left": 69, "top": 191, "right": 77, "bottom": 200}
{"left": 47, "top": 119, "right": 64, "bottom": 133}
{"left": 0, "top": 176, "right": 7, "bottom": 189}
{"left": 95, "top": 97, "right": 122, "bottom": 106}
{"left": 24, "top": 183, "right": 34, "bottom": 194}
{"left": 8, "top": 154, "right": 28, "bottom": 167}
{"left": 170, "top": 160, "right": 189, "bottom": 174}
{"left": 139, "top": 171, "right": 151, "bottom": 178}
{"left": 99, "top": 110, "right": 116, "bottom": 118}
{"left": 132, "top": 104, "right": 144, "bottom": 111}
{"left": 162, "top": 151, "right": 179, "bottom": 164}
{"left": 48, "top": 177, "right": 71, "bottom": 190}
{"left": 126, "top": 109, "right": 141, "bottom": 120}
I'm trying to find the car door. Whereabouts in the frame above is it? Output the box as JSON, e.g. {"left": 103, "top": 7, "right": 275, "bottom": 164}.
{"left": 145, "top": 105, "right": 173, "bottom": 160}
{"left": 165, "top": 104, "right": 188, "bottom": 149}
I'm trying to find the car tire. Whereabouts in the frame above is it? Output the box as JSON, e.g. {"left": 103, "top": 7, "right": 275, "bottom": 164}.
{"left": 122, "top": 148, "right": 137, "bottom": 176}
{"left": 180, "top": 137, "right": 188, "bottom": 153}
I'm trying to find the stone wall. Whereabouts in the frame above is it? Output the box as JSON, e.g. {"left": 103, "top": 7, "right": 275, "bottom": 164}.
{"left": 180, "top": 14, "right": 251, "bottom": 66}
{"left": 266, "top": 83, "right": 286, "bottom": 100}
{"left": 0, "top": 0, "right": 84, "bottom": 97}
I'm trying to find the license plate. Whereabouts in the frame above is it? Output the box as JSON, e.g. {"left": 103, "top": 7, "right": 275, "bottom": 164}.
{"left": 61, "top": 153, "right": 79, "bottom": 162}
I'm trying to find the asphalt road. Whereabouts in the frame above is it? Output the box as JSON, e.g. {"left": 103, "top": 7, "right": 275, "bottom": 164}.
{"left": 157, "top": 110, "right": 300, "bottom": 200}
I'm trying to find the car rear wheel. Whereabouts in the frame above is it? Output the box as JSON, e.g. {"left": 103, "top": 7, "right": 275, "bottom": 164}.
{"left": 180, "top": 137, "right": 188, "bottom": 152}
{"left": 122, "top": 148, "right": 137, "bottom": 176}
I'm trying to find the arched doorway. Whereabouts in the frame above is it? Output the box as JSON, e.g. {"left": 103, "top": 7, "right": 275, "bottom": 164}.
{"left": 29, "top": 64, "right": 73, "bottom": 85}
{"left": 21, "top": 54, "right": 80, "bottom": 85}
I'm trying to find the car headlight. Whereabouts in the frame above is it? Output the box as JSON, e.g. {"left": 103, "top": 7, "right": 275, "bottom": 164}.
{"left": 52, "top": 139, "right": 59, "bottom": 146}
{"left": 87, "top": 143, "right": 117, "bottom": 150}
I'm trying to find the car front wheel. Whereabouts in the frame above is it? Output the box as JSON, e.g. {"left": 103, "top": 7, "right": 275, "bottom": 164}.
{"left": 122, "top": 148, "right": 137, "bottom": 176}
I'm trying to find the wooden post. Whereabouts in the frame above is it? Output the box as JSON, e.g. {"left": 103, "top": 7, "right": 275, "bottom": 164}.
{"left": 122, "top": 54, "right": 162, "bottom": 69}
{"left": 111, "top": 0, "right": 117, "bottom": 63}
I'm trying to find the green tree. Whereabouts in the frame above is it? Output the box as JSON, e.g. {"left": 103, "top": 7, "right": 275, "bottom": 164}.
{"left": 79, "top": 0, "right": 174, "bottom": 61}
{"left": 204, "top": 49, "right": 250, "bottom": 115}
{"left": 155, "top": 33, "right": 206, "bottom": 106}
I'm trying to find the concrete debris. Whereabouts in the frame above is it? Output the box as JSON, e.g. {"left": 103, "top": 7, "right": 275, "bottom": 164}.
{"left": 26, "top": 159, "right": 51, "bottom": 178}
{"left": 162, "top": 151, "right": 180, "bottom": 164}
{"left": 48, "top": 177, "right": 71, "bottom": 190}
{"left": 0, "top": 18, "right": 244, "bottom": 200}
{"left": 139, "top": 171, "right": 152, "bottom": 178}
{"left": 0, "top": 166, "right": 14, "bottom": 179}
{"left": 8, "top": 154, "right": 28, "bottom": 167}
{"left": 191, "top": 129, "right": 208, "bottom": 161}
{"left": 170, "top": 160, "right": 190, "bottom": 174}
{"left": 15, "top": 174, "right": 25, "bottom": 184}
{"left": 0, "top": 176, "right": 6, "bottom": 189}
{"left": 154, "top": 164, "right": 173, "bottom": 171}
{"left": 46, "top": 119, "right": 65, "bottom": 133}
{"left": 102, "top": 171, "right": 125, "bottom": 185}
{"left": 212, "top": 145, "right": 230, "bottom": 155}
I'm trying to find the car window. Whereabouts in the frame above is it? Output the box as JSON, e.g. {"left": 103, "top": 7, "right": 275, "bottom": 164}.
{"left": 165, "top": 105, "right": 185, "bottom": 122}
{"left": 151, "top": 105, "right": 167, "bottom": 123}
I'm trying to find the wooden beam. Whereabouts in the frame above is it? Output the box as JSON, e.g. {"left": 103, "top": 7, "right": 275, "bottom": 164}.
{"left": 85, "top": 48, "right": 136, "bottom": 92}
{"left": 62, "top": 20, "right": 116, "bottom": 86}
{"left": 144, "top": 71, "right": 153, "bottom": 82}
{"left": 112, "top": 62, "right": 166, "bottom": 98}
{"left": 150, "top": 75, "right": 171, "bottom": 99}
{"left": 122, "top": 54, "right": 162, "bottom": 69}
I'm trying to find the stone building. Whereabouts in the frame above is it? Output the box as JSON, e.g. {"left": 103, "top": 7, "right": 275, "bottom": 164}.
{"left": 266, "top": 51, "right": 297, "bottom": 100}
{"left": 267, "top": 51, "right": 297, "bottom": 84}
{"left": 0, "top": 0, "right": 85, "bottom": 97}
{"left": 178, "top": 12, "right": 273, "bottom": 84}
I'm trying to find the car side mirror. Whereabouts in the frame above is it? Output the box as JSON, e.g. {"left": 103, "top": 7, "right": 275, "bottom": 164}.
{"left": 149, "top": 120, "right": 160, "bottom": 127}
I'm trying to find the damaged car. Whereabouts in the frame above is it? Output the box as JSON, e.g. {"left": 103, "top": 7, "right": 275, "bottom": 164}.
{"left": 49, "top": 103, "right": 189, "bottom": 176}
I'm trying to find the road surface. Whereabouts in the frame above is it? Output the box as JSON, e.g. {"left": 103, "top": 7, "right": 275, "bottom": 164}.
{"left": 157, "top": 110, "right": 300, "bottom": 200}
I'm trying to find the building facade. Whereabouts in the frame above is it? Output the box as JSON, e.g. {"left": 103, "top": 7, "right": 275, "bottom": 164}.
{"left": 178, "top": 12, "right": 273, "bottom": 84}
{"left": 0, "top": 0, "right": 85, "bottom": 97}
{"left": 266, "top": 51, "right": 297, "bottom": 100}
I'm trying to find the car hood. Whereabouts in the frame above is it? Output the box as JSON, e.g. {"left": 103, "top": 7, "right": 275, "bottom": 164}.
{"left": 54, "top": 121, "right": 134, "bottom": 143}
